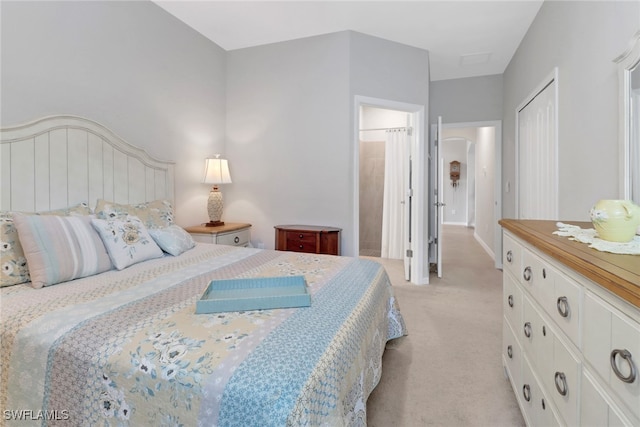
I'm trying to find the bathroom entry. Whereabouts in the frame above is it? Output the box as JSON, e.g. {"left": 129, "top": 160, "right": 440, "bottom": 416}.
{"left": 358, "top": 106, "right": 411, "bottom": 266}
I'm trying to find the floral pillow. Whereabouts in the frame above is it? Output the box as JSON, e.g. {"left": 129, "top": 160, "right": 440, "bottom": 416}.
{"left": 91, "top": 216, "right": 164, "bottom": 270}
{"left": 94, "top": 199, "right": 174, "bottom": 229}
{"left": 1, "top": 203, "right": 92, "bottom": 287}
{"left": 148, "top": 225, "right": 196, "bottom": 256}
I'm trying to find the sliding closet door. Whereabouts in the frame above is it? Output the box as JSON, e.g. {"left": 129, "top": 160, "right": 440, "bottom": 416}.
{"left": 517, "top": 73, "right": 558, "bottom": 220}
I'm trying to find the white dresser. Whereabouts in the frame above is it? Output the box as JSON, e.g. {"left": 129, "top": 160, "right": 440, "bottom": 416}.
{"left": 500, "top": 219, "right": 640, "bottom": 426}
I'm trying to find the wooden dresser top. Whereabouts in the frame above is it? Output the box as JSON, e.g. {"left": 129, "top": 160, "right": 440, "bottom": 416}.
{"left": 499, "top": 219, "right": 640, "bottom": 308}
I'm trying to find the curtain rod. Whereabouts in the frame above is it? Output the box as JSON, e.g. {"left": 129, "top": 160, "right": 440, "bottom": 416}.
{"left": 358, "top": 126, "right": 410, "bottom": 132}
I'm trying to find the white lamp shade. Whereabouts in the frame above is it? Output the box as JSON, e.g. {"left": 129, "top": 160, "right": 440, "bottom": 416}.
{"left": 203, "top": 157, "right": 232, "bottom": 185}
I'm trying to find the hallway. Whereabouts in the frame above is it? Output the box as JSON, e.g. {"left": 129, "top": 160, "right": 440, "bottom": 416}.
{"left": 366, "top": 225, "right": 524, "bottom": 426}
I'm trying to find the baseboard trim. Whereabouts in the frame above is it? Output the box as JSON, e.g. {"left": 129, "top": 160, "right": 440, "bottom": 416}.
{"left": 474, "top": 232, "right": 495, "bottom": 260}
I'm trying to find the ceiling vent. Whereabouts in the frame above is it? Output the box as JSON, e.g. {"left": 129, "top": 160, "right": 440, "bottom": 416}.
{"left": 460, "top": 52, "right": 492, "bottom": 66}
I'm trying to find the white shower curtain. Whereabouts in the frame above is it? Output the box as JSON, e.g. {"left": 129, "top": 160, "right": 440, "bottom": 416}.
{"left": 381, "top": 129, "right": 409, "bottom": 259}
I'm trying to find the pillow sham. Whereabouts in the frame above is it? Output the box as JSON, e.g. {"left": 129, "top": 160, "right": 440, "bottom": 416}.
{"left": 91, "top": 216, "right": 163, "bottom": 270}
{"left": 94, "top": 199, "right": 174, "bottom": 229}
{"left": 0, "top": 203, "right": 93, "bottom": 287}
{"left": 12, "top": 213, "right": 113, "bottom": 289}
{"left": 148, "top": 225, "right": 196, "bottom": 256}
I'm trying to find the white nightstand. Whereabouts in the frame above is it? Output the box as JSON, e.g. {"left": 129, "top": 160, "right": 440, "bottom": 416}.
{"left": 184, "top": 223, "right": 251, "bottom": 247}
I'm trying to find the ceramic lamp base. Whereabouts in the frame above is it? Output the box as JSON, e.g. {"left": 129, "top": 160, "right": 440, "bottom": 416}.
{"left": 207, "top": 188, "right": 224, "bottom": 225}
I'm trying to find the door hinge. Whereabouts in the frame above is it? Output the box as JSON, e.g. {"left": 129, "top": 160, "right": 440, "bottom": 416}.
{"left": 406, "top": 249, "right": 413, "bottom": 258}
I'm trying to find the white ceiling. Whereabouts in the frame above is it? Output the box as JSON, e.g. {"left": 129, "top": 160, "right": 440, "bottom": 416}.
{"left": 154, "top": 1, "right": 544, "bottom": 81}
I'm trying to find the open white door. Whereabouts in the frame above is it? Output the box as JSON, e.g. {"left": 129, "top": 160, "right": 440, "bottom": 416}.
{"left": 403, "top": 130, "right": 412, "bottom": 281}
{"left": 436, "top": 117, "right": 444, "bottom": 278}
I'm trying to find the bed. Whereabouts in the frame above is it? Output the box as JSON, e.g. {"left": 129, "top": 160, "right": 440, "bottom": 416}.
{"left": 0, "top": 116, "right": 406, "bottom": 426}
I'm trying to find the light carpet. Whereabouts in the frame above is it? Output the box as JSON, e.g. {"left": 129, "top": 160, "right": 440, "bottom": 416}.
{"left": 365, "top": 225, "right": 525, "bottom": 427}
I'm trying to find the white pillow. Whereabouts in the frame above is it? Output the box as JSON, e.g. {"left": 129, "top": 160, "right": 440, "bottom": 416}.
{"left": 91, "top": 216, "right": 163, "bottom": 270}
{"left": 148, "top": 225, "right": 196, "bottom": 256}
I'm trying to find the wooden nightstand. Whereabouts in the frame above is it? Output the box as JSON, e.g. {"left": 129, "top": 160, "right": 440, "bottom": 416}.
{"left": 274, "top": 225, "right": 341, "bottom": 255}
{"left": 185, "top": 223, "right": 251, "bottom": 247}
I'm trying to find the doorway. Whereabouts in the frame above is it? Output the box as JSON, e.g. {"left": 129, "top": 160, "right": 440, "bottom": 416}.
{"left": 431, "top": 120, "right": 502, "bottom": 269}
{"left": 353, "top": 96, "right": 428, "bottom": 285}
{"left": 358, "top": 106, "right": 410, "bottom": 258}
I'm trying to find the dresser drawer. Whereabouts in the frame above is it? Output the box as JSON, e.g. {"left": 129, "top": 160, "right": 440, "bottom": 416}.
{"left": 547, "top": 270, "right": 582, "bottom": 349}
{"left": 584, "top": 291, "right": 640, "bottom": 420}
{"left": 522, "top": 295, "right": 554, "bottom": 374}
{"left": 549, "top": 333, "right": 581, "bottom": 426}
{"left": 504, "top": 320, "right": 522, "bottom": 393}
{"left": 503, "top": 272, "right": 522, "bottom": 332}
{"left": 503, "top": 233, "right": 522, "bottom": 278}
{"left": 521, "top": 248, "right": 555, "bottom": 308}
{"left": 581, "top": 370, "right": 633, "bottom": 427}
{"left": 521, "top": 356, "right": 561, "bottom": 427}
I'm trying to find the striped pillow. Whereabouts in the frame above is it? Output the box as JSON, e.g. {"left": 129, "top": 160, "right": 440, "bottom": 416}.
{"left": 1, "top": 203, "right": 92, "bottom": 287}
{"left": 12, "top": 213, "right": 113, "bottom": 288}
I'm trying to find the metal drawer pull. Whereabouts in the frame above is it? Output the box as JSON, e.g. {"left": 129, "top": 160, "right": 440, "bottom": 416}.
{"left": 234, "top": 236, "right": 240, "bottom": 244}
{"left": 557, "top": 296, "right": 570, "bottom": 318}
{"left": 523, "top": 266, "right": 532, "bottom": 282}
{"left": 542, "top": 325, "right": 546, "bottom": 336}
{"left": 554, "top": 372, "right": 568, "bottom": 396}
{"left": 299, "top": 245, "right": 304, "bottom": 249}
{"left": 524, "top": 322, "right": 532, "bottom": 338}
{"left": 508, "top": 294, "right": 514, "bottom": 308}
{"left": 299, "top": 234, "right": 304, "bottom": 238}
{"left": 523, "top": 384, "right": 531, "bottom": 402}
{"left": 506, "top": 250, "right": 513, "bottom": 263}
{"left": 541, "top": 398, "right": 546, "bottom": 410}
{"left": 610, "top": 349, "right": 637, "bottom": 383}
{"left": 507, "top": 345, "right": 513, "bottom": 359}
{"left": 542, "top": 268, "right": 547, "bottom": 279}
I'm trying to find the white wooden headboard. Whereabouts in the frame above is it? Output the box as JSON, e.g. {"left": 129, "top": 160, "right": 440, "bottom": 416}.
{"left": 0, "top": 115, "right": 175, "bottom": 212}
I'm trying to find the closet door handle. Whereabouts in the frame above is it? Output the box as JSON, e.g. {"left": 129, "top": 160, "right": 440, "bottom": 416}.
{"left": 554, "top": 372, "right": 568, "bottom": 396}
{"left": 523, "top": 266, "right": 532, "bottom": 282}
{"left": 506, "top": 250, "right": 513, "bottom": 263}
{"left": 508, "top": 294, "right": 514, "bottom": 308}
{"left": 611, "top": 349, "right": 637, "bottom": 383}
{"left": 557, "top": 296, "right": 570, "bottom": 318}
{"left": 522, "top": 384, "right": 531, "bottom": 402}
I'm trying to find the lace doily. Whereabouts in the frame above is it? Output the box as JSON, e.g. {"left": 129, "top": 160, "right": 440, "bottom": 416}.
{"left": 553, "top": 222, "right": 640, "bottom": 255}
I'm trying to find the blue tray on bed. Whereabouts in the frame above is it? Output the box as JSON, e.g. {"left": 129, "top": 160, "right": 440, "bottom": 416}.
{"left": 196, "top": 275, "right": 311, "bottom": 314}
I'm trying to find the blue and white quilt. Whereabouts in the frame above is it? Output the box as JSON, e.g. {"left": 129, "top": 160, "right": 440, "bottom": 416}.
{"left": 1, "top": 244, "right": 406, "bottom": 426}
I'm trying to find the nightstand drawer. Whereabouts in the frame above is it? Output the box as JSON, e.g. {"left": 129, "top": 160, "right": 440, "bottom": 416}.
{"left": 287, "top": 231, "right": 317, "bottom": 243}
{"left": 185, "top": 223, "right": 251, "bottom": 247}
{"left": 217, "top": 228, "right": 250, "bottom": 246}
{"left": 286, "top": 240, "right": 317, "bottom": 253}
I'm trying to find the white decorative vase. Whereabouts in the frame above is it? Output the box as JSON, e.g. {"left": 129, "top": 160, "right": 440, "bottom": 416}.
{"left": 590, "top": 200, "right": 640, "bottom": 242}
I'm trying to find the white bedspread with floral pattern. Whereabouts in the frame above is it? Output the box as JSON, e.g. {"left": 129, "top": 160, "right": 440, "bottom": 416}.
{"left": 1, "top": 244, "right": 406, "bottom": 426}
